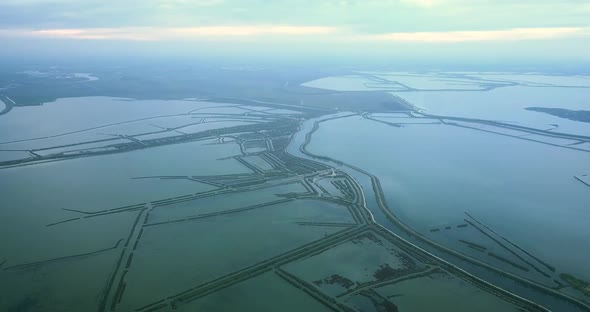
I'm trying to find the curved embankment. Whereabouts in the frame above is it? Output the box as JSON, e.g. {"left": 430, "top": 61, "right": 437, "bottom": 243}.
{"left": 0, "top": 95, "right": 14, "bottom": 116}
{"left": 292, "top": 114, "right": 590, "bottom": 312}
{"left": 390, "top": 93, "right": 590, "bottom": 144}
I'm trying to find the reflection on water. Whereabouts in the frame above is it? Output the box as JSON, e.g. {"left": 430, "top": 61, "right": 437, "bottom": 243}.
{"left": 308, "top": 114, "right": 590, "bottom": 286}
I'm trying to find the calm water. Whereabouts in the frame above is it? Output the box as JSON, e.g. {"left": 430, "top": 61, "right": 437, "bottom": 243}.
{"left": 0, "top": 96, "right": 315, "bottom": 311}
{"left": 307, "top": 115, "right": 590, "bottom": 282}
{"left": 399, "top": 86, "right": 590, "bottom": 135}
{"left": 0, "top": 97, "right": 236, "bottom": 142}
{"left": 1, "top": 85, "right": 589, "bottom": 311}
{"left": 303, "top": 72, "right": 590, "bottom": 136}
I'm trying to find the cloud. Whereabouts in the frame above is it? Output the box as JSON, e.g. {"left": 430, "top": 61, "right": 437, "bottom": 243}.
{"left": 399, "top": 0, "right": 439, "bottom": 8}
{"left": 1, "top": 0, "right": 590, "bottom": 37}
{"left": 173, "top": 25, "right": 338, "bottom": 36}
{"left": 368, "top": 27, "right": 586, "bottom": 42}
{"left": 0, "top": 26, "right": 587, "bottom": 44}
{"left": 0, "top": 25, "right": 339, "bottom": 41}
{"left": 158, "top": 0, "right": 225, "bottom": 9}
{"left": 35, "top": 28, "right": 153, "bottom": 40}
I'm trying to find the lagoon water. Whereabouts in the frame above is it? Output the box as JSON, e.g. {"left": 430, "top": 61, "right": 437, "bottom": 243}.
{"left": 399, "top": 86, "right": 590, "bottom": 135}
{"left": 303, "top": 72, "right": 590, "bottom": 136}
{"left": 302, "top": 73, "right": 492, "bottom": 91}
{"left": 307, "top": 115, "right": 590, "bottom": 282}
{"left": 0, "top": 96, "right": 310, "bottom": 311}
{"left": 2, "top": 73, "right": 589, "bottom": 310}
{"left": 299, "top": 73, "right": 590, "bottom": 284}
{"left": 0, "top": 97, "right": 237, "bottom": 143}
{"left": 464, "top": 73, "right": 590, "bottom": 87}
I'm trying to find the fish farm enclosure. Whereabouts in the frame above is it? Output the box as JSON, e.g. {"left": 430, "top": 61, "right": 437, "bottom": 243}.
{"left": 1, "top": 68, "right": 590, "bottom": 312}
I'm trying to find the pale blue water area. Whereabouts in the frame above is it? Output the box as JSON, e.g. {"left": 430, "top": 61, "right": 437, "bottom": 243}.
{"left": 302, "top": 72, "right": 590, "bottom": 136}
{"left": 302, "top": 73, "right": 494, "bottom": 91}
{"left": 398, "top": 86, "right": 590, "bottom": 135}
{"left": 302, "top": 76, "right": 384, "bottom": 91}
{"left": 307, "top": 115, "right": 590, "bottom": 282}
{"left": 0, "top": 97, "right": 239, "bottom": 142}
{"left": 463, "top": 73, "right": 590, "bottom": 87}
{"left": 0, "top": 150, "right": 29, "bottom": 162}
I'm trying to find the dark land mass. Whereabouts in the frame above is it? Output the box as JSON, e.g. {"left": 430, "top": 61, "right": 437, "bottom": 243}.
{"left": 0, "top": 65, "right": 407, "bottom": 113}
{"left": 526, "top": 107, "right": 590, "bottom": 123}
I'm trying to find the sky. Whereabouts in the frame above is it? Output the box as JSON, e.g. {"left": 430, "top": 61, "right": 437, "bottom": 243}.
{"left": 1, "top": 0, "right": 589, "bottom": 62}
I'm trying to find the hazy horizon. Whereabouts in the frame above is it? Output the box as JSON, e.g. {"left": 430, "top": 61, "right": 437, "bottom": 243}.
{"left": 1, "top": 0, "right": 590, "bottom": 63}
